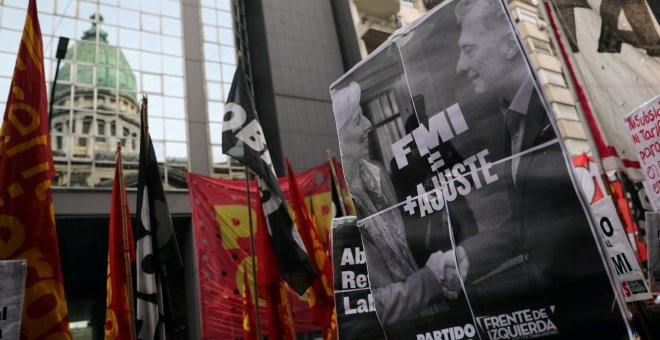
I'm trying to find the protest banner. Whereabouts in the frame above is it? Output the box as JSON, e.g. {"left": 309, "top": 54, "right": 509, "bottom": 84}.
{"left": 187, "top": 161, "right": 345, "bottom": 338}
{"left": 591, "top": 197, "right": 652, "bottom": 302}
{"left": 547, "top": 0, "right": 660, "bottom": 179}
{"left": 330, "top": 0, "right": 630, "bottom": 338}
{"left": 331, "top": 216, "right": 385, "bottom": 339}
{"left": 0, "top": 260, "right": 27, "bottom": 340}
{"left": 624, "top": 95, "right": 660, "bottom": 210}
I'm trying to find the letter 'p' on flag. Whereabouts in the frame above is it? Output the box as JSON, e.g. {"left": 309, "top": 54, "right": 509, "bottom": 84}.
{"left": 0, "top": 0, "right": 72, "bottom": 339}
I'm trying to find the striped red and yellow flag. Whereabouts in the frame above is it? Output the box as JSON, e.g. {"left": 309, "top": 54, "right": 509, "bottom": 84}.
{"left": 0, "top": 0, "right": 71, "bottom": 338}
{"left": 285, "top": 159, "right": 334, "bottom": 331}
{"left": 105, "top": 145, "right": 136, "bottom": 340}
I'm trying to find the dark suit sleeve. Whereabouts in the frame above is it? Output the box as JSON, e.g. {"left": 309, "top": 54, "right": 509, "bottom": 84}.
{"left": 460, "top": 219, "right": 518, "bottom": 281}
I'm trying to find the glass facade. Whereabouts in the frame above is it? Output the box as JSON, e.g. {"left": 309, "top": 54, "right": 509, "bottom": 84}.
{"left": 0, "top": 0, "right": 188, "bottom": 189}
{"left": 200, "top": 0, "right": 245, "bottom": 179}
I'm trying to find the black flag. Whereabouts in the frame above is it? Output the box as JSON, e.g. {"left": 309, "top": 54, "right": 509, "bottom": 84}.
{"left": 135, "top": 96, "right": 183, "bottom": 339}
{"left": 222, "top": 64, "right": 316, "bottom": 295}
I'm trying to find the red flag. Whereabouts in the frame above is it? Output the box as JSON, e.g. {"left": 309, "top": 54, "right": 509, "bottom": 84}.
{"left": 0, "top": 0, "right": 71, "bottom": 338}
{"left": 242, "top": 264, "right": 257, "bottom": 340}
{"left": 256, "top": 185, "right": 279, "bottom": 289}
{"left": 256, "top": 191, "right": 298, "bottom": 340}
{"left": 105, "top": 145, "right": 136, "bottom": 339}
{"left": 285, "top": 158, "right": 334, "bottom": 328}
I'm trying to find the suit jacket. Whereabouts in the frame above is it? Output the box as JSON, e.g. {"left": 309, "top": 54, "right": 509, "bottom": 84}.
{"left": 460, "top": 87, "right": 627, "bottom": 336}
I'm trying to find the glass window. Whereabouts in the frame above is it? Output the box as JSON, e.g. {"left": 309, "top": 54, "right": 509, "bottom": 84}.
{"left": 221, "top": 64, "right": 236, "bottom": 82}
{"left": 207, "top": 82, "right": 223, "bottom": 101}
{"left": 99, "top": 5, "right": 119, "bottom": 26}
{"left": 162, "top": 36, "right": 182, "bottom": 56}
{"left": 203, "top": 25, "right": 218, "bottom": 43}
{"left": 142, "top": 13, "right": 160, "bottom": 33}
{"left": 0, "top": 29, "right": 21, "bottom": 53}
{"left": 202, "top": 10, "right": 216, "bottom": 25}
{"left": 78, "top": 2, "right": 97, "bottom": 20}
{"left": 76, "top": 64, "right": 94, "bottom": 85}
{"left": 518, "top": 9, "right": 539, "bottom": 25}
{"left": 53, "top": 17, "right": 77, "bottom": 39}
{"left": 204, "top": 43, "right": 221, "bottom": 62}
{"left": 162, "top": 1, "right": 181, "bottom": 18}
{"left": 219, "top": 28, "right": 234, "bottom": 46}
{"left": 162, "top": 18, "right": 181, "bottom": 37}
{"left": 209, "top": 123, "right": 222, "bottom": 144}
{"left": 217, "top": 0, "right": 231, "bottom": 11}
{"left": 141, "top": 31, "right": 162, "bottom": 52}
{"left": 149, "top": 95, "right": 164, "bottom": 116}
{"left": 118, "top": 9, "right": 139, "bottom": 29}
{"left": 165, "top": 141, "right": 187, "bottom": 162}
{"left": 142, "top": 74, "right": 161, "bottom": 93}
{"left": 141, "top": 51, "right": 162, "bottom": 73}
{"left": 220, "top": 46, "right": 235, "bottom": 64}
{"left": 141, "top": 1, "right": 161, "bottom": 14}
{"left": 217, "top": 11, "right": 232, "bottom": 28}
{"left": 163, "top": 76, "right": 184, "bottom": 97}
{"left": 0, "top": 53, "right": 14, "bottom": 77}
{"left": 165, "top": 119, "right": 186, "bottom": 141}
{"left": 119, "top": 28, "right": 140, "bottom": 49}
{"left": 529, "top": 37, "right": 552, "bottom": 56}
{"left": 38, "top": 1, "right": 55, "bottom": 13}
{"left": 164, "top": 97, "right": 185, "bottom": 118}
{"left": 148, "top": 117, "right": 164, "bottom": 140}
{"left": 119, "top": 0, "right": 139, "bottom": 11}
{"left": 162, "top": 55, "right": 183, "bottom": 76}
{"left": 205, "top": 62, "right": 221, "bottom": 82}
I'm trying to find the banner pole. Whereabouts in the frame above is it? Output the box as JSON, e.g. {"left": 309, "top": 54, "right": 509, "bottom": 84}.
{"left": 117, "top": 143, "right": 137, "bottom": 340}
{"left": 244, "top": 165, "right": 261, "bottom": 338}
{"left": 326, "top": 150, "right": 347, "bottom": 216}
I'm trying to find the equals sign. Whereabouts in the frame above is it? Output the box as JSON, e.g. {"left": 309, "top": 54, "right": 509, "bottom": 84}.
{"left": 0, "top": 306, "right": 6, "bottom": 320}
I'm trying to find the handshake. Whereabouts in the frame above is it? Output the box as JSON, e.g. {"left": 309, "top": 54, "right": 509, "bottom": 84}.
{"left": 425, "top": 246, "right": 469, "bottom": 300}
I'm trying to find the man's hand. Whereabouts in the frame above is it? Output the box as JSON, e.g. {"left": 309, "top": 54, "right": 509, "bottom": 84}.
{"left": 441, "top": 246, "right": 470, "bottom": 299}
{"left": 425, "top": 250, "right": 445, "bottom": 283}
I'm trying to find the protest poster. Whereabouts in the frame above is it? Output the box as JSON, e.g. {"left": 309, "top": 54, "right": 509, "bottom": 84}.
{"left": 624, "top": 95, "right": 660, "bottom": 210}
{"left": 547, "top": 0, "right": 660, "bottom": 179}
{"left": 330, "top": 0, "right": 630, "bottom": 338}
{"left": 591, "top": 197, "right": 652, "bottom": 302}
{"left": 647, "top": 212, "right": 660, "bottom": 293}
{"left": 331, "top": 216, "right": 385, "bottom": 339}
{"left": 0, "top": 260, "right": 27, "bottom": 340}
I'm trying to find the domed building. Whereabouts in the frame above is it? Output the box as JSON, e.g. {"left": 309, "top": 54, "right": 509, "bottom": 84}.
{"left": 51, "top": 16, "right": 140, "bottom": 188}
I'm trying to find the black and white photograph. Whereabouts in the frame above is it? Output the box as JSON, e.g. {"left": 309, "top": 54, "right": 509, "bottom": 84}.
{"left": 331, "top": 0, "right": 631, "bottom": 338}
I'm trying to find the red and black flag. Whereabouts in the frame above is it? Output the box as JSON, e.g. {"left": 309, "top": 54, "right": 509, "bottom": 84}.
{"left": 135, "top": 97, "right": 183, "bottom": 339}
{"left": 222, "top": 64, "right": 316, "bottom": 294}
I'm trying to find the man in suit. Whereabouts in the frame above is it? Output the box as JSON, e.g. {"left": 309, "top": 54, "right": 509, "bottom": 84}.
{"left": 441, "top": 0, "right": 628, "bottom": 337}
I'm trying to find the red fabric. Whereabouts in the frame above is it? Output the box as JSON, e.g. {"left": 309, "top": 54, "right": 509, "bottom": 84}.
{"left": 285, "top": 159, "right": 334, "bottom": 328}
{"left": 187, "top": 160, "right": 347, "bottom": 339}
{"left": 0, "top": 1, "right": 72, "bottom": 338}
{"left": 544, "top": 1, "right": 640, "bottom": 169}
{"left": 105, "top": 146, "right": 136, "bottom": 339}
{"left": 242, "top": 264, "right": 257, "bottom": 340}
{"left": 610, "top": 180, "right": 648, "bottom": 262}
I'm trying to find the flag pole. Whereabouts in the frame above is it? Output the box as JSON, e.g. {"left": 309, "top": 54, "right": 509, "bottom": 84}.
{"left": 326, "top": 150, "right": 347, "bottom": 216}
{"left": 117, "top": 143, "right": 137, "bottom": 340}
{"left": 244, "top": 165, "right": 262, "bottom": 338}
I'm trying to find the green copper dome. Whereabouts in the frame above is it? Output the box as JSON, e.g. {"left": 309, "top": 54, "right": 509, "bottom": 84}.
{"left": 55, "top": 15, "right": 138, "bottom": 104}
